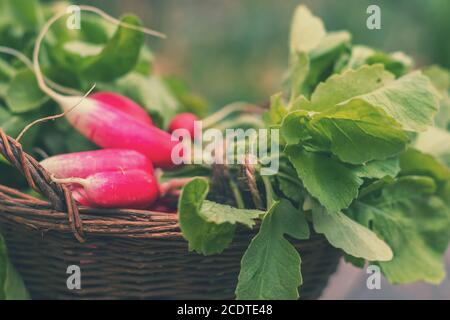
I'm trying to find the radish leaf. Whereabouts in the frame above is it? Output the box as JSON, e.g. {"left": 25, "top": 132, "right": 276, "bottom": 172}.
{"left": 349, "top": 176, "right": 450, "bottom": 284}
{"left": 0, "top": 233, "right": 29, "bottom": 300}
{"left": 236, "top": 199, "right": 309, "bottom": 300}
{"left": 5, "top": 68, "right": 49, "bottom": 113}
{"left": 312, "top": 203, "right": 393, "bottom": 261}
{"left": 179, "top": 178, "right": 261, "bottom": 255}
{"left": 114, "top": 73, "right": 180, "bottom": 128}
{"left": 302, "top": 64, "right": 394, "bottom": 112}
{"left": 286, "top": 146, "right": 363, "bottom": 213}
{"left": 80, "top": 15, "right": 145, "bottom": 82}
{"left": 352, "top": 157, "right": 400, "bottom": 179}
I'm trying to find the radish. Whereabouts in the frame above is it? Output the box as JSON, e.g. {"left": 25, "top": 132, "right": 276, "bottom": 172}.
{"left": 168, "top": 113, "right": 199, "bottom": 139}
{"left": 32, "top": 7, "right": 178, "bottom": 168}
{"left": 54, "top": 169, "right": 159, "bottom": 209}
{"left": 71, "top": 187, "right": 92, "bottom": 207}
{"left": 90, "top": 92, "right": 153, "bottom": 126}
{"left": 40, "top": 149, "right": 153, "bottom": 179}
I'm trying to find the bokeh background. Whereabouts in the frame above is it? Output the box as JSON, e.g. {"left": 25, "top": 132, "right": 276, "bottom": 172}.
{"left": 74, "top": 0, "right": 450, "bottom": 110}
{"left": 36, "top": 0, "right": 450, "bottom": 299}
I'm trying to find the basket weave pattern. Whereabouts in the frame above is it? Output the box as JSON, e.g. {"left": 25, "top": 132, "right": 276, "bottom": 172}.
{"left": 0, "top": 128, "right": 341, "bottom": 299}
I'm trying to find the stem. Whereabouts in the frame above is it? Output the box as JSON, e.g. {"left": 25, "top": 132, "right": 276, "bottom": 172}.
{"left": 159, "top": 177, "right": 195, "bottom": 197}
{"left": 229, "top": 178, "right": 245, "bottom": 209}
{"left": 211, "top": 114, "right": 265, "bottom": 131}
{"left": 261, "top": 175, "right": 275, "bottom": 209}
{"left": 276, "top": 172, "right": 302, "bottom": 187}
{"left": 202, "top": 102, "right": 264, "bottom": 128}
{"left": 243, "top": 156, "right": 264, "bottom": 210}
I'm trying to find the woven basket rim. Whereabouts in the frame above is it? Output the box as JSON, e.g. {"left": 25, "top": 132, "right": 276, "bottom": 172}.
{"left": 0, "top": 128, "right": 183, "bottom": 242}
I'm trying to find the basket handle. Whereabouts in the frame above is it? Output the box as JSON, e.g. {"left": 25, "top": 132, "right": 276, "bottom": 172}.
{"left": 0, "top": 128, "right": 84, "bottom": 241}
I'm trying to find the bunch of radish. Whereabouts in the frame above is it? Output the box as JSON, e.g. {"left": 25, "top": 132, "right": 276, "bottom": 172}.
{"left": 23, "top": 7, "right": 201, "bottom": 210}
{"left": 39, "top": 95, "right": 198, "bottom": 209}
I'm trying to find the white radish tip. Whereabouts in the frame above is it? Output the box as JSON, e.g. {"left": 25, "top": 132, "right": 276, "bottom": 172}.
{"left": 15, "top": 84, "right": 96, "bottom": 142}
{"left": 51, "top": 175, "right": 87, "bottom": 187}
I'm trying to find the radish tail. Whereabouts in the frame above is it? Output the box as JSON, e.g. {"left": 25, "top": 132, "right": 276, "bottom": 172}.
{"left": 15, "top": 84, "right": 96, "bottom": 142}
{"left": 51, "top": 176, "right": 87, "bottom": 187}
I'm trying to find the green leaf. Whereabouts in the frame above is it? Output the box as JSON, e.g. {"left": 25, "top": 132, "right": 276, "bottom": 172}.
{"left": 276, "top": 176, "right": 303, "bottom": 203}
{"left": 303, "top": 31, "right": 351, "bottom": 95}
{"left": 349, "top": 176, "right": 450, "bottom": 284}
{"left": 114, "top": 73, "right": 180, "bottom": 128}
{"left": 353, "top": 157, "right": 400, "bottom": 179}
{"left": 303, "top": 66, "right": 438, "bottom": 132}
{"left": 63, "top": 41, "right": 103, "bottom": 58}
{"left": 201, "top": 200, "right": 263, "bottom": 228}
{"left": 344, "top": 254, "right": 365, "bottom": 268}
{"left": 79, "top": 15, "right": 145, "bottom": 82}
{"left": 0, "top": 57, "right": 15, "bottom": 81}
{"left": 289, "top": 5, "right": 326, "bottom": 55}
{"left": 306, "top": 99, "right": 409, "bottom": 164}
{"left": 289, "top": 53, "right": 309, "bottom": 102}
{"left": 423, "top": 65, "right": 450, "bottom": 93}
{"left": 263, "top": 92, "right": 288, "bottom": 126}
{"left": 302, "top": 64, "right": 394, "bottom": 112}
{"left": 415, "top": 127, "right": 450, "bottom": 167}
{"left": 163, "top": 76, "right": 208, "bottom": 116}
{"left": 236, "top": 199, "right": 309, "bottom": 300}
{"left": 288, "top": 6, "right": 351, "bottom": 96}
{"left": 6, "top": 0, "right": 43, "bottom": 30}
{"left": 279, "top": 109, "right": 310, "bottom": 145}
{"left": 179, "top": 178, "right": 260, "bottom": 255}
{"left": 400, "top": 148, "right": 450, "bottom": 182}
{"left": 179, "top": 178, "right": 235, "bottom": 255}
{"left": 0, "top": 233, "right": 30, "bottom": 300}
{"left": 312, "top": 203, "right": 393, "bottom": 261}
{"left": 338, "top": 46, "right": 413, "bottom": 77}
{"left": 286, "top": 146, "right": 363, "bottom": 212}
{"left": 423, "top": 65, "right": 450, "bottom": 130}
{"left": 5, "top": 68, "right": 49, "bottom": 113}
{"left": 355, "top": 71, "right": 439, "bottom": 132}
{"left": 366, "top": 51, "right": 413, "bottom": 77}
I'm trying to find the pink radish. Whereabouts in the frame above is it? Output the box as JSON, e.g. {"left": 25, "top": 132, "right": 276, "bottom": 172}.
{"left": 54, "top": 170, "right": 159, "bottom": 209}
{"left": 168, "top": 113, "right": 199, "bottom": 139}
{"left": 32, "top": 7, "right": 177, "bottom": 168}
{"left": 40, "top": 149, "right": 153, "bottom": 179}
{"left": 71, "top": 187, "right": 92, "bottom": 207}
{"left": 90, "top": 92, "right": 153, "bottom": 126}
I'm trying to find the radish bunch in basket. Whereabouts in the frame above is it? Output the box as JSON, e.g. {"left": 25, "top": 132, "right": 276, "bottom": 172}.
{"left": 40, "top": 93, "right": 198, "bottom": 210}
{"left": 22, "top": 7, "right": 199, "bottom": 210}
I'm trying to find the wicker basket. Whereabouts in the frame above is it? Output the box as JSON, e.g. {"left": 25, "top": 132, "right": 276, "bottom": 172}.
{"left": 0, "top": 129, "right": 341, "bottom": 300}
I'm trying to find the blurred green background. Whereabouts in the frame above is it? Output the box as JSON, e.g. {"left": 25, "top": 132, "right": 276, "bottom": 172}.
{"left": 74, "top": 0, "right": 450, "bottom": 108}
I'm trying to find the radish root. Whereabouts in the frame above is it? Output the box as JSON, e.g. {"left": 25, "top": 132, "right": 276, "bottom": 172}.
{"left": 16, "top": 84, "right": 96, "bottom": 142}
{"left": 51, "top": 175, "right": 86, "bottom": 187}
